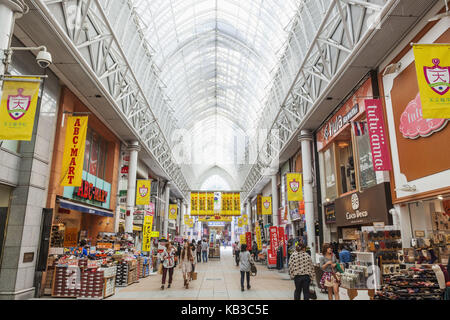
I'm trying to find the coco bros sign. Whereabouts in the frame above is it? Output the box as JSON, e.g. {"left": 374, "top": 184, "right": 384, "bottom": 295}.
{"left": 334, "top": 182, "right": 392, "bottom": 227}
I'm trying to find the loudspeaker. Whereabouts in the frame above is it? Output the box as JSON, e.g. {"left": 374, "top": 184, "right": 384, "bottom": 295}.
{"left": 36, "top": 208, "right": 53, "bottom": 272}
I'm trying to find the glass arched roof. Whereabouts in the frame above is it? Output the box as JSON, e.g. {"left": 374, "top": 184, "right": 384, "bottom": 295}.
{"left": 132, "top": 0, "right": 300, "bottom": 184}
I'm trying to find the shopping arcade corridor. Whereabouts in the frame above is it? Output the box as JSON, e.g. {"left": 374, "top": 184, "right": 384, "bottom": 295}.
{"left": 107, "top": 247, "right": 326, "bottom": 300}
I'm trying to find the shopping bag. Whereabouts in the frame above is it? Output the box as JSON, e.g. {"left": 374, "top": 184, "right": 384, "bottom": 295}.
{"left": 191, "top": 272, "right": 197, "bottom": 280}
{"left": 309, "top": 283, "right": 317, "bottom": 300}
{"left": 158, "top": 263, "right": 163, "bottom": 275}
{"left": 250, "top": 263, "right": 257, "bottom": 276}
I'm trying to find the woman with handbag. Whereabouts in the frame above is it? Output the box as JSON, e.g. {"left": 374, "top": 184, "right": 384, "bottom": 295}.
{"left": 160, "top": 242, "right": 176, "bottom": 290}
{"left": 239, "top": 244, "right": 254, "bottom": 291}
{"left": 180, "top": 241, "right": 194, "bottom": 289}
{"left": 288, "top": 243, "right": 315, "bottom": 300}
{"left": 319, "top": 243, "right": 340, "bottom": 300}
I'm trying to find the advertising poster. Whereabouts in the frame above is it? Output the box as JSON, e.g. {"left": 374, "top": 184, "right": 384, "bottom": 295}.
{"left": 255, "top": 226, "right": 262, "bottom": 250}
{"left": 207, "top": 192, "right": 214, "bottom": 215}
{"left": 214, "top": 192, "right": 222, "bottom": 212}
{"left": 262, "top": 196, "right": 272, "bottom": 215}
{"left": 169, "top": 204, "right": 178, "bottom": 220}
{"left": 278, "top": 226, "right": 286, "bottom": 257}
{"left": 190, "top": 192, "right": 199, "bottom": 216}
{"left": 240, "top": 234, "right": 246, "bottom": 245}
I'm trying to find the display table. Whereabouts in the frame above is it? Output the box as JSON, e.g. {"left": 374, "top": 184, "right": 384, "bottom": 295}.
{"left": 339, "top": 287, "right": 375, "bottom": 300}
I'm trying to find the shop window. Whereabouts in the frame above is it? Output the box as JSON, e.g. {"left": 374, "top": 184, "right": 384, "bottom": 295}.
{"left": 97, "top": 140, "right": 107, "bottom": 180}
{"left": 89, "top": 133, "right": 99, "bottom": 176}
{"left": 354, "top": 121, "right": 377, "bottom": 190}
{"left": 323, "top": 146, "right": 337, "bottom": 201}
{"left": 83, "top": 130, "right": 91, "bottom": 171}
{"left": 336, "top": 128, "right": 356, "bottom": 194}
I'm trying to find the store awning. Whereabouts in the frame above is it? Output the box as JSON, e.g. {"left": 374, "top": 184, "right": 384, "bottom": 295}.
{"left": 133, "top": 225, "right": 142, "bottom": 231}
{"left": 58, "top": 199, "right": 114, "bottom": 218}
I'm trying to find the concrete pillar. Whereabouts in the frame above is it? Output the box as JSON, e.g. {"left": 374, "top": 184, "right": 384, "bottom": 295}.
{"left": 246, "top": 200, "right": 251, "bottom": 232}
{"left": 163, "top": 183, "right": 170, "bottom": 239}
{"left": 180, "top": 200, "right": 185, "bottom": 238}
{"left": 125, "top": 141, "right": 140, "bottom": 234}
{"left": 299, "top": 130, "right": 316, "bottom": 261}
{"left": 0, "top": 1, "right": 21, "bottom": 76}
{"left": 271, "top": 175, "right": 279, "bottom": 227}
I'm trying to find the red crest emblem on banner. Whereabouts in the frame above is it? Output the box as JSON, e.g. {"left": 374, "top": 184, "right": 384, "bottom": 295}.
{"left": 7, "top": 88, "right": 31, "bottom": 120}
{"left": 139, "top": 185, "right": 148, "bottom": 197}
{"left": 289, "top": 179, "right": 299, "bottom": 192}
{"left": 423, "top": 58, "right": 450, "bottom": 95}
{"left": 263, "top": 200, "right": 270, "bottom": 209}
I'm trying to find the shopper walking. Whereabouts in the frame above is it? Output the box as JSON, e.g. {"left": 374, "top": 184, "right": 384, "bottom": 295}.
{"left": 239, "top": 244, "right": 254, "bottom": 291}
{"left": 180, "top": 241, "right": 194, "bottom": 289}
{"left": 320, "top": 243, "right": 340, "bottom": 300}
{"left": 196, "top": 240, "right": 202, "bottom": 263}
{"left": 201, "top": 239, "right": 209, "bottom": 263}
{"left": 160, "top": 242, "right": 176, "bottom": 290}
{"left": 190, "top": 241, "right": 197, "bottom": 275}
{"left": 288, "top": 243, "right": 315, "bottom": 300}
{"left": 234, "top": 241, "right": 240, "bottom": 266}
{"left": 252, "top": 240, "right": 259, "bottom": 262}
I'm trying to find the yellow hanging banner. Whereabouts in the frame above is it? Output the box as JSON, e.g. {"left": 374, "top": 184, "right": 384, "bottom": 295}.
{"left": 169, "top": 204, "right": 178, "bottom": 220}
{"left": 207, "top": 192, "right": 214, "bottom": 215}
{"left": 136, "top": 180, "right": 151, "bottom": 205}
{"left": 262, "top": 196, "right": 272, "bottom": 215}
{"left": 413, "top": 44, "right": 450, "bottom": 118}
{"left": 60, "top": 116, "right": 88, "bottom": 187}
{"left": 199, "top": 192, "right": 206, "bottom": 216}
{"left": 240, "top": 234, "right": 246, "bottom": 245}
{"left": 233, "top": 193, "right": 241, "bottom": 216}
{"left": 255, "top": 226, "right": 262, "bottom": 250}
{"left": 142, "top": 215, "right": 154, "bottom": 252}
{"left": 287, "top": 173, "right": 303, "bottom": 201}
{"left": 190, "top": 192, "right": 199, "bottom": 216}
{"left": 0, "top": 76, "right": 41, "bottom": 141}
{"left": 238, "top": 217, "right": 244, "bottom": 227}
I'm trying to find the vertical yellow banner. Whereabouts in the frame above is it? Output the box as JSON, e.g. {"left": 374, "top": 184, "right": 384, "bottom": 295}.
{"left": 262, "top": 196, "right": 272, "bottom": 215}
{"left": 227, "top": 193, "right": 232, "bottom": 216}
{"left": 238, "top": 217, "right": 244, "bottom": 227}
{"left": 0, "top": 76, "right": 41, "bottom": 141}
{"left": 207, "top": 192, "right": 214, "bottom": 215}
{"left": 412, "top": 44, "right": 450, "bottom": 118}
{"left": 142, "top": 215, "right": 153, "bottom": 252}
{"left": 190, "top": 192, "right": 199, "bottom": 216}
{"left": 255, "top": 226, "right": 262, "bottom": 250}
{"left": 287, "top": 173, "right": 303, "bottom": 201}
{"left": 221, "top": 193, "right": 227, "bottom": 216}
{"left": 233, "top": 193, "right": 241, "bottom": 216}
{"left": 169, "top": 204, "right": 178, "bottom": 220}
{"left": 60, "top": 116, "right": 88, "bottom": 187}
{"left": 136, "top": 180, "right": 151, "bottom": 205}
{"left": 199, "top": 193, "right": 206, "bottom": 215}
{"left": 240, "top": 234, "right": 246, "bottom": 245}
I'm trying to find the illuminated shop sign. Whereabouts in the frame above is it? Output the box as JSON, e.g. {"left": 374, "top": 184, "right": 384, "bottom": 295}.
{"left": 74, "top": 180, "right": 108, "bottom": 203}
{"left": 323, "top": 104, "right": 359, "bottom": 141}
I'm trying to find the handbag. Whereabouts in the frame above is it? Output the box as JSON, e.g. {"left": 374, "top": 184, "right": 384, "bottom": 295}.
{"left": 309, "top": 282, "right": 317, "bottom": 300}
{"left": 158, "top": 263, "right": 163, "bottom": 275}
{"left": 250, "top": 262, "right": 257, "bottom": 276}
{"left": 331, "top": 269, "right": 341, "bottom": 286}
{"left": 191, "top": 271, "right": 197, "bottom": 280}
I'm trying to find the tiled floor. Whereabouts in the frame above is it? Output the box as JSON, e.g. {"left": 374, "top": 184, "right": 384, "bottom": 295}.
{"left": 107, "top": 247, "right": 328, "bottom": 300}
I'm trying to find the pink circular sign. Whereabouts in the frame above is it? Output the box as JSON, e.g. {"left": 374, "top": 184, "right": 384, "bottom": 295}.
{"left": 399, "top": 93, "right": 448, "bottom": 139}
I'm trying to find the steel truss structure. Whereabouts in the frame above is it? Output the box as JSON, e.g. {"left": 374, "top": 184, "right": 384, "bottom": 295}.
{"left": 35, "top": 0, "right": 189, "bottom": 197}
{"left": 241, "top": 0, "right": 392, "bottom": 199}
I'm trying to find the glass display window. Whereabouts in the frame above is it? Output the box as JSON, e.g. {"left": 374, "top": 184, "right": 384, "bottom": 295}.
{"left": 82, "top": 128, "right": 109, "bottom": 180}
{"left": 353, "top": 119, "right": 377, "bottom": 190}
{"left": 335, "top": 126, "right": 356, "bottom": 195}
{"left": 323, "top": 145, "right": 337, "bottom": 201}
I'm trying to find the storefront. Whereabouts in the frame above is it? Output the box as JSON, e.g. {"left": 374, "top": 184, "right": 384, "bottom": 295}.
{"left": 316, "top": 74, "right": 394, "bottom": 246}
{"left": 380, "top": 16, "right": 449, "bottom": 265}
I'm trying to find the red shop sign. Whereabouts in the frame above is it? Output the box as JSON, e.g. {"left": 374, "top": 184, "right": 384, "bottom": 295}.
{"left": 269, "top": 226, "right": 279, "bottom": 256}
{"left": 364, "top": 99, "right": 392, "bottom": 171}
{"left": 278, "top": 227, "right": 286, "bottom": 257}
{"left": 246, "top": 232, "right": 252, "bottom": 251}
{"left": 74, "top": 180, "right": 108, "bottom": 203}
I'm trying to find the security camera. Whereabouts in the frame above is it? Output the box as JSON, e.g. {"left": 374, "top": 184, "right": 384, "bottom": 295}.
{"left": 36, "top": 49, "right": 52, "bottom": 68}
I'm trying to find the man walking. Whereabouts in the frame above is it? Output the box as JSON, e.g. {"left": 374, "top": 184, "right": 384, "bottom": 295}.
{"left": 288, "top": 243, "right": 315, "bottom": 300}
{"left": 201, "top": 238, "right": 209, "bottom": 263}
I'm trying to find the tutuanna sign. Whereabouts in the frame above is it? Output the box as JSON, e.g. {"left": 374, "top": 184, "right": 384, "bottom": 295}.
{"left": 335, "top": 182, "right": 393, "bottom": 227}
{"left": 74, "top": 180, "right": 108, "bottom": 203}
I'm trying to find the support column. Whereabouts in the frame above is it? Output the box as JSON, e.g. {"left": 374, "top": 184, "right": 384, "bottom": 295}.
{"left": 299, "top": 130, "right": 316, "bottom": 262}
{"left": 163, "top": 183, "right": 170, "bottom": 239}
{"left": 125, "top": 141, "right": 140, "bottom": 234}
{"left": 271, "top": 175, "right": 279, "bottom": 227}
{"left": 246, "top": 200, "right": 251, "bottom": 232}
{"left": 0, "top": 1, "right": 22, "bottom": 76}
{"left": 180, "top": 200, "right": 185, "bottom": 238}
